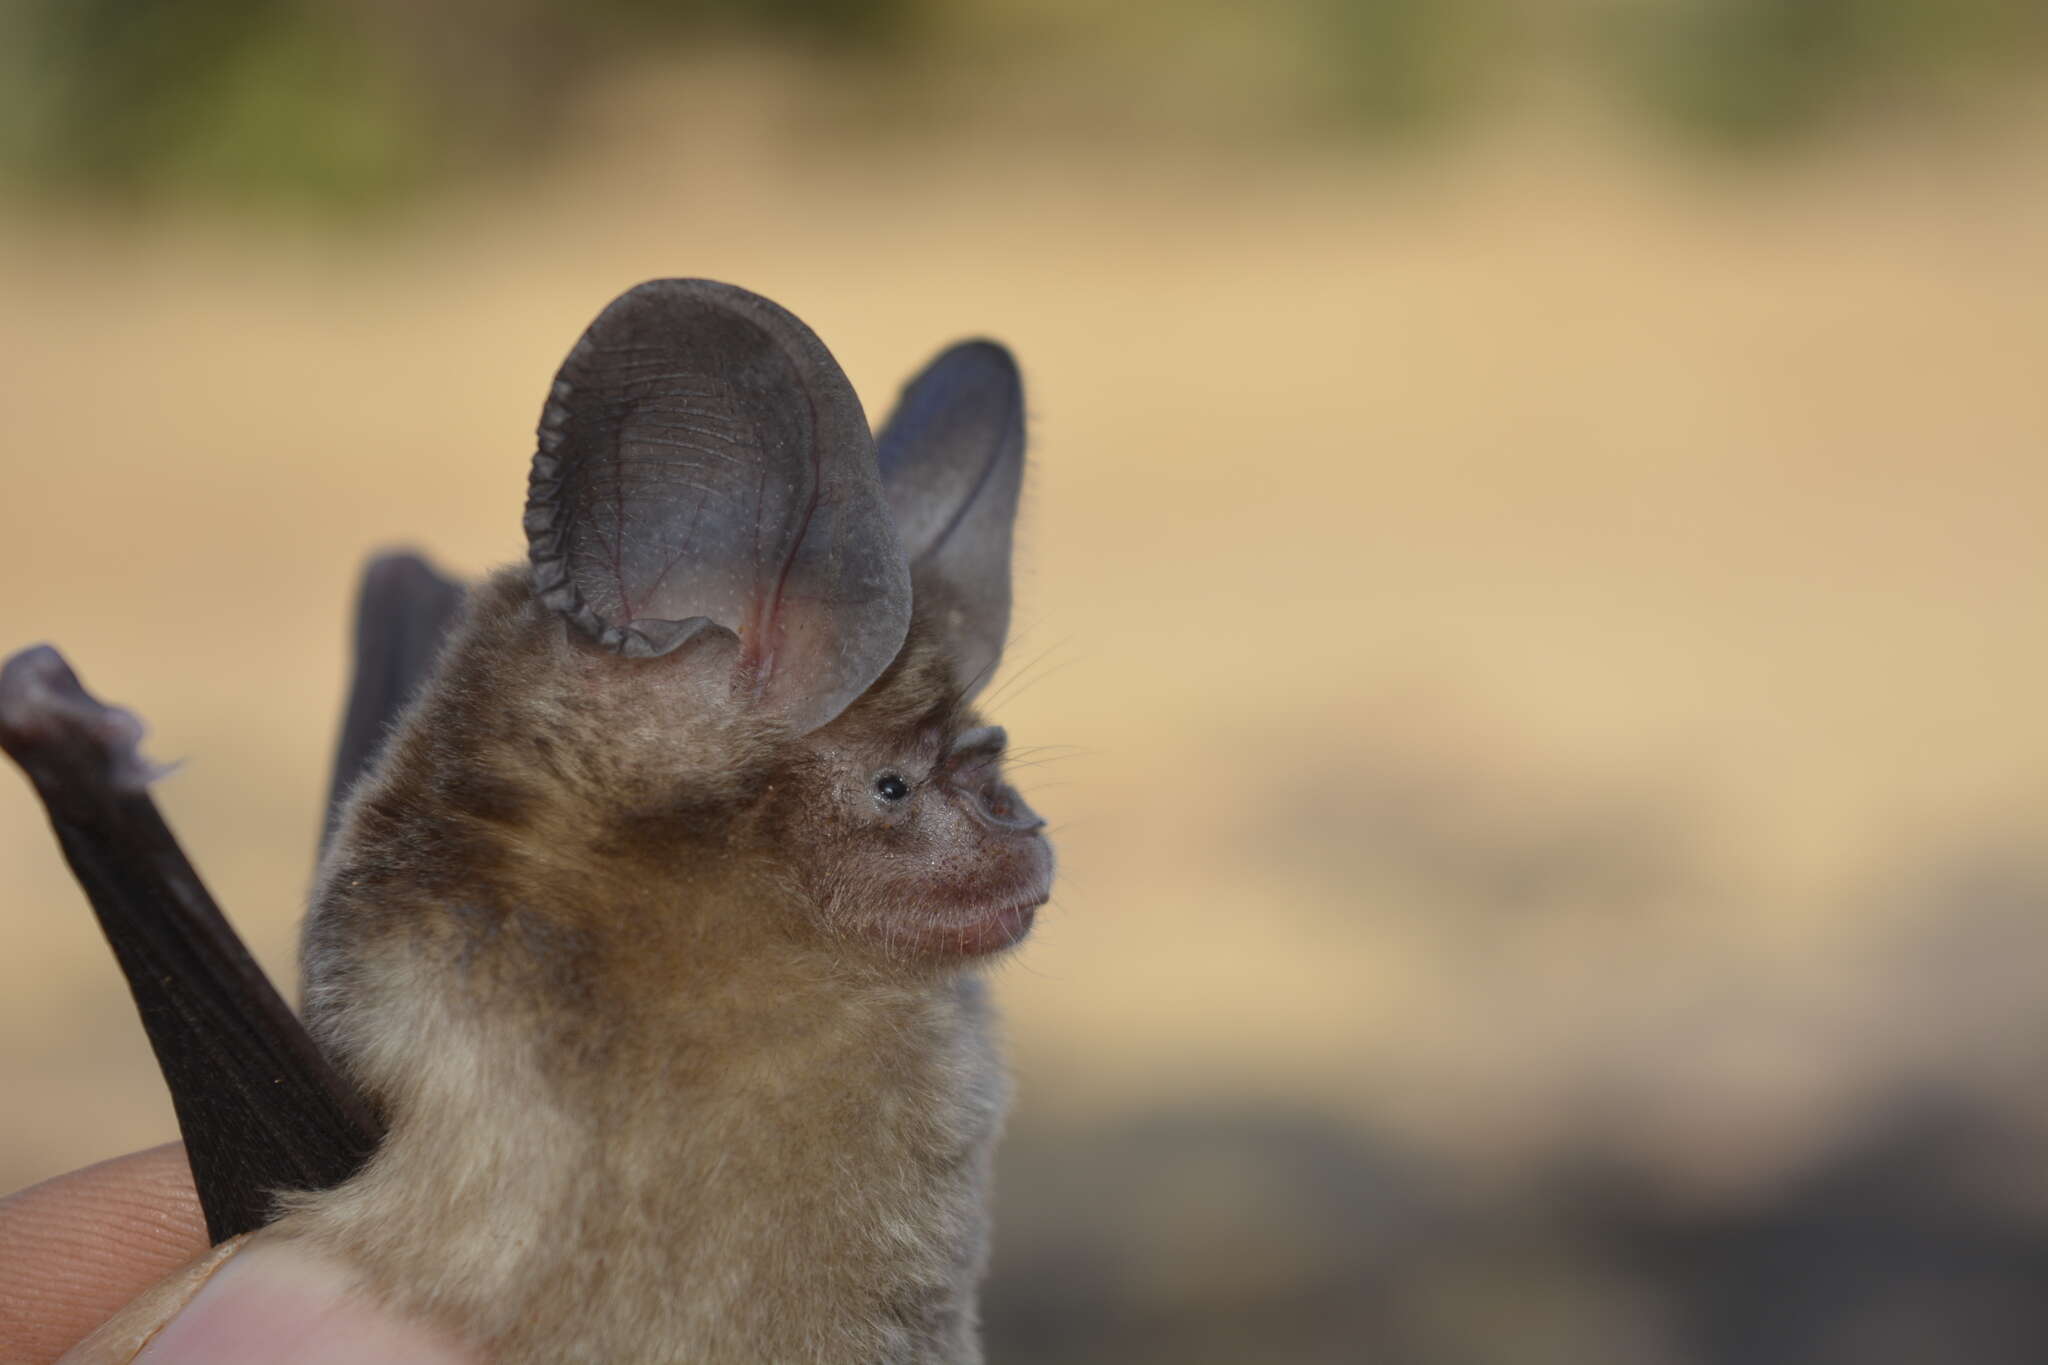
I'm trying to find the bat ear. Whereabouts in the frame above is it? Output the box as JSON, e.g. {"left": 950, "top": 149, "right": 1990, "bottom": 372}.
{"left": 875, "top": 340, "right": 1027, "bottom": 700}
{"left": 525, "top": 279, "right": 912, "bottom": 735}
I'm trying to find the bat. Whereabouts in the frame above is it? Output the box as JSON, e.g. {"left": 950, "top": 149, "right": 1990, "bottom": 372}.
{"left": 0, "top": 279, "right": 1050, "bottom": 1363}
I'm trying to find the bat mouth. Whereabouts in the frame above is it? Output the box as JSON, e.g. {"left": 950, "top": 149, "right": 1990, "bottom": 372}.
{"left": 832, "top": 828, "right": 1055, "bottom": 963}
{"left": 904, "top": 890, "right": 1046, "bottom": 960}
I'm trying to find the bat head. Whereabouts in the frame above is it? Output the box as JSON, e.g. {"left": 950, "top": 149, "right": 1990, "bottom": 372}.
{"left": 343, "top": 281, "right": 1048, "bottom": 975}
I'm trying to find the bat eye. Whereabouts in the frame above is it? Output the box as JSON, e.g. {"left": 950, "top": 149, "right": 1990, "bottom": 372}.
{"left": 874, "top": 773, "right": 911, "bottom": 803}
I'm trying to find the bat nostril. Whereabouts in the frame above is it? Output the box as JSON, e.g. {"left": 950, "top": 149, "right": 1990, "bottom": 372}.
{"left": 974, "top": 787, "right": 1043, "bottom": 834}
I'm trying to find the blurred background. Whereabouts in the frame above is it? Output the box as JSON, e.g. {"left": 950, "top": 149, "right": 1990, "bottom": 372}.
{"left": 4, "top": 1, "right": 2048, "bottom": 1360}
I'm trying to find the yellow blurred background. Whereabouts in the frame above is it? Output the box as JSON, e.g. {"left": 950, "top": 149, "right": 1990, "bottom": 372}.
{"left": 5, "top": 2, "right": 2048, "bottom": 1360}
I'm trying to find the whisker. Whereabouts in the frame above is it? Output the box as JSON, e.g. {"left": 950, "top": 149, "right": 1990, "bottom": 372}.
{"left": 1002, "top": 757, "right": 1078, "bottom": 775}
{"left": 978, "top": 636, "right": 1077, "bottom": 711}
{"left": 1005, "top": 744, "right": 1094, "bottom": 761}
{"left": 983, "top": 652, "right": 1080, "bottom": 710}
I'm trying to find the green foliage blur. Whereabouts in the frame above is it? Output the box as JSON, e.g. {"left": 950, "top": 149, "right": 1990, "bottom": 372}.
{"left": 1613, "top": 0, "right": 2048, "bottom": 143}
{"left": 0, "top": 0, "right": 917, "bottom": 209}
{"left": 1, "top": 0, "right": 2044, "bottom": 207}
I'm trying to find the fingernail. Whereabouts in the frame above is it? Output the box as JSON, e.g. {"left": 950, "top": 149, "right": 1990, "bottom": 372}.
{"left": 135, "top": 1241, "right": 477, "bottom": 1365}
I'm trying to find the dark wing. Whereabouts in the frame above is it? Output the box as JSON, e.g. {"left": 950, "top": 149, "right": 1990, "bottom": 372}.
{"left": 323, "top": 551, "right": 465, "bottom": 851}
{"left": 0, "top": 646, "right": 384, "bottom": 1244}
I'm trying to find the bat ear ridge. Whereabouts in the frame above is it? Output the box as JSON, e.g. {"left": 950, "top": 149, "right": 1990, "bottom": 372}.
{"left": 526, "top": 279, "right": 911, "bottom": 735}
{"left": 875, "top": 338, "right": 1027, "bottom": 702}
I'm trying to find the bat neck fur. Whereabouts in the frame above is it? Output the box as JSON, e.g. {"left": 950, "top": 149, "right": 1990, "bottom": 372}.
{"left": 288, "top": 571, "right": 1010, "bottom": 1364}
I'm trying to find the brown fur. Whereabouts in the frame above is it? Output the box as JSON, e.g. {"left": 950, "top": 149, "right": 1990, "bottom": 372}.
{"left": 277, "top": 568, "right": 1047, "bottom": 1363}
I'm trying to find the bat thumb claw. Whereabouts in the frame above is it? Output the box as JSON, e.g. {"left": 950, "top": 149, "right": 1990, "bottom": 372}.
{"left": 0, "top": 644, "right": 166, "bottom": 808}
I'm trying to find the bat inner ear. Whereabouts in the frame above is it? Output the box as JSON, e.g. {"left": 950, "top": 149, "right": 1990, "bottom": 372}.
{"left": 526, "top": 279, "right": 912, "bottom": 735}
